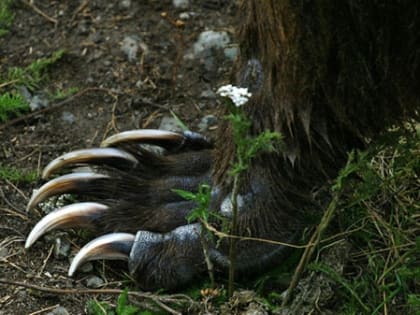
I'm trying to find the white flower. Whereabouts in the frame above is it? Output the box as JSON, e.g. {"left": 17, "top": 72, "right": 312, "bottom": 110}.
{"left": 216, "top": 84, "right": 252, "bottom": 107}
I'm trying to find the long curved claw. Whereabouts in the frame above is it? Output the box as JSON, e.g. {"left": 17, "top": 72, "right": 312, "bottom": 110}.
{"left": 27, "top": 173, "right": 109, "bottom": 211}
{"left": 101, "top": 129, "right": 184, "bottom": 148}
{"left": 42, "top": 148, "right": 138, "bottom": 179}
{"left": 69, "top": 233, "right": 135, "bottom": 277}
{"left": 25, "top": 202, "right": 109, "bottom": 249}
{"left": 101, "top": 129, "right": 212, "bottom": 151}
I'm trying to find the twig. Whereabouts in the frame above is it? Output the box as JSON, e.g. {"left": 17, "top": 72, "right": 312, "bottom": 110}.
{"left": 281, "top": 192, "right": 341, "bottom": 307}
{"left": 21, "top": 0, "right": 58, "bottom": 25}
{"left": 0, "top": 79, "right": 19, "bottom": 89}
{"left": 71, "top": 0, "right": 89, "bottom": 22}
{"left": 28, "top": 304, "right": 59, "bottom": 315}
{"left": 228, "top": 174, "right": 240, "bottom": 297}
{"left": 0, "top": 87, "right": 111, "bottom": 130}
{"left": 5, "top": 178, "right": 28, "bottom": 200}
{"left": 0, "top": 279, "right": 193, "bottom": 315}
{"left": 201, "top": 220, "right": 310, "bottom": 249}
{"left": 36, "top": 244, "right": 54, "bottom": 277}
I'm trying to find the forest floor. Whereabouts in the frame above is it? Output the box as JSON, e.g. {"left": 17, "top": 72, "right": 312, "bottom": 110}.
{"left": 0, "top": 1, "right": 239, "bottom": 314}
{"left": 1, "top": 1, "right": 419, "bottom": 315}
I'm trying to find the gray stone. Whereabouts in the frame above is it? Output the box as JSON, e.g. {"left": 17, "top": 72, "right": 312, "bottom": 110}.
{"left": 224, "top": 46, "right": 239, "bottom": 60}
{"left": 86, "top": 275, "right": 104, "bottom": 288}
{"left": 198, "top": 114, "right": 218, "bottom": 132}
{"left": 119, "top": 0, "right": 131, "bottom": 9}
{"left": 159, "top": 116, "right": 184, "bottom": 133}
{"left": 121, "top": 36, "right": 140, "bottom": 62}
{"left": 46, "top": 306, "right": 70, "bottom": 315}
{"left": 193, "top": 30, "right": 230, "bottom": 56}
{"left": 54, "top": 237, "right": 71, "bottom": 258}
{"left": 173, "top": 0, "right": 189, "bottom": 9}
{"left": 200, "top": 89, "right": 216, "bottom": 99}
{"left": 29, "top": 94, "right": 49, "bottom": 111}
{"left": 61, "top": 111, "right": 76, "bottom": 124}
{"left": 79, "top": 261, "right": 94, "bottom": 273}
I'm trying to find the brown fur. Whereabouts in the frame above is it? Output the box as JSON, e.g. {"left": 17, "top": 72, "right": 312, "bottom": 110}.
{"left": 213, "top": 0, "right": 419, "bottom": 239}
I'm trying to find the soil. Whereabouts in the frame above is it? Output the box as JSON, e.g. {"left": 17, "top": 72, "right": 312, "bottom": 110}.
{"left": 0, "top": 1, "right": 237, "bottom": 314}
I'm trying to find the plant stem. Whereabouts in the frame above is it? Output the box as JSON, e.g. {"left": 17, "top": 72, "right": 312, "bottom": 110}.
{"left": 228, "top": 173, "right": 241, "bottom": 297}
{"left": 199, "top": 221, "right": 215, "bottom": 288}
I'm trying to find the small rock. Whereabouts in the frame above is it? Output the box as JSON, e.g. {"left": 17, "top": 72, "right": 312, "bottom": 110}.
{"left": 46, "top": 306, "right": 69, "bottom": 315}
{"left": 61, "top": 111, "right": 76, "bottom": 124}
{"left": 119, "top": 0, "right": 131, "bottom": 9}
{"left": 159, "top": 116, "right": 184, "bottom": 133}
{"left": 224, "top": 46, "right": 239, "bottom": 60}
{"left": 79, "top": 262, "right": 93, "bottom": 273}
{"left": 193, "top": 30, "right": 230, "bottom": 56}
{"left": 29, "top": 94, "right": 49, "bottom": 111}
{"left": 121, "top": 36, "right": 140, "bottom": 62}
{"left": 198, "top": 114, "right": 218, "bottom": 132}
{"left": 86, "top": 276, "right": 104, "bottom": 288}
{"left": 173, "top": 0, "right": 189, "bottom": 9}
{"left": 179, "top": 12, "right": 191, "bottom": 20}
{"left": 200, "top": 89, "right": 216, "bottom": 99}
{"left": 54, "top": 237, "right": 71, "bottom": 258}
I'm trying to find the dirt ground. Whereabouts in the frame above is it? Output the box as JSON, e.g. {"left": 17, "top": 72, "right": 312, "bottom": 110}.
{"left": 0, "top": 1, "right": 237, "bottom": 314}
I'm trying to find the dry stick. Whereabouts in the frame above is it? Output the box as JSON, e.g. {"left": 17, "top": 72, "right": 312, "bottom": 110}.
{"left": 202, "top": 220, "right": 310, "bottom": 249}
{"left": 228, "top": 174, "right": 240, "bottom": 297}
{"left": 0, "top": 87, "right": 111, "bottom": 131}
{"left": 198, "top": 220, "right": 215, "bottom": 288}
{"left": 281, "top": 192, "right": 341, "bottom": 307}
{"left": 0, "top": 279, "right": 191, "bottom": 315}
{"left": 21, "top": 0, "right": 58, "bottom": 25}
{"left": 0, "top": 79, "right": 19, "bottom": 89}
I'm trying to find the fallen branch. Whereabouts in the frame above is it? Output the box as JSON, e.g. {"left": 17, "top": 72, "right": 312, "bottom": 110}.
{"left": 281, "top": 192, "right": 341, "bottom": 306}
{"left": 21, "top": 0, "right": 58, "bottom": 25}
{"left": 201, "top": 220, "right": 311, "bottom": 249}
{"left": 0, "top": 278, "right": 194, "bottom": 315}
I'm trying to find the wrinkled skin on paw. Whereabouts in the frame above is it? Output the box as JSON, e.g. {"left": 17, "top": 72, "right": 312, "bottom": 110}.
{"left": 26, "top": 129, "right": 295, "bottom": 290}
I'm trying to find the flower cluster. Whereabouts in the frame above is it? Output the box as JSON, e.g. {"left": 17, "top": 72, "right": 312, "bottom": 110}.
{"left": 216, "top": 84, "right": 252, "bottom": 107}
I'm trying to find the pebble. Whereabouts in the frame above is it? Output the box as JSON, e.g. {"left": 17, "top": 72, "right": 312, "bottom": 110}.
{"left": 200, "top": 89, "right": 216, "bottom": 99}
{"left": 224, "top": 46, "right": 239, "bottom": 60}
{"left": 193, "top": 30, "right": 230, "bottom": 56}
{"left": 46, "top": 306, "right": 69, "bottom": 315}
{"left": 29, "top": 94, "right": 49, "bottom": 111}
{"left": 118, "top": 0, "right": 131, "bottom": 10}
{"left": 159, "top": 116, "right": 184, "bottom": 133}
{"left": 54, "top": 237, "right": 71, "bottom": 258}
{"left": 121, "top": 36, "right": 140, "bottom": 62}
{"left": 86, "top": 276, "right": 104, "bottom": 288}
{"left": 79, "top": 261, "right": 94, "bottom": 273}
{"left": 61, "top": 111, "right": 76, "bottom": 124}
{"left": 173, "top": 0, "right": 190, "bottom": 9}
{"left": 198, "top": 114, "right": 218, "bottom": 132}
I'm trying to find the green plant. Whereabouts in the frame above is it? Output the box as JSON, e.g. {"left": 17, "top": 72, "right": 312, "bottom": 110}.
{"left": 6, "top": 49, "right": 65, "bottom": 91}
{"left": 0, "top": 92, "right": 29, "bottom": 122}
{"left": 0, "top": 49, "right": 66, "bottom": 122}
{"left": 219, "top": 85, "right": 282, "bottom": 297}
{"left": 50, "top": 86, "right": 79, "bottom": 100}
{"left": 174, "top": 183, "right": 216, "bottom": 287}
{"left": 317, "top": 126, "right": 420, "bottom": 314}
{"left": 0, "top": 164, "right": 37, "bottom": 182}
{"left": 86, "top": 289, "right": 151, "bottom": 315}
{"left": 0, "top": 0, "right": 14, "bottom": 36}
